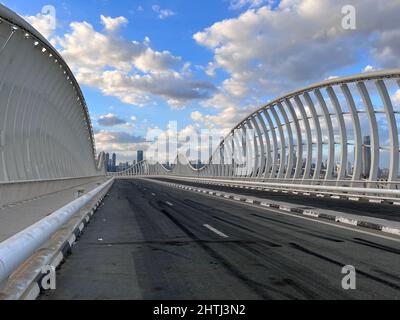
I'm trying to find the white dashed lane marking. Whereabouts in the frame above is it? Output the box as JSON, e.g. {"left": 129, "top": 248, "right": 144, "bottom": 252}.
{"left": 203, "top": 224, "right": 229, "bottom": 238}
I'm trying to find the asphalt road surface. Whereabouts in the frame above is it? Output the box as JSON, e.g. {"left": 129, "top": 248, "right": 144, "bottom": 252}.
{"left": 41, "top": 179, "right": 400, "bottom": 300}
{"left": 154, "top": 177, "right": 400, "bottom": 222}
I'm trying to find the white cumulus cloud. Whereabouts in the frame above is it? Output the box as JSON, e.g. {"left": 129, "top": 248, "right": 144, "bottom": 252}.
{"left": 100, "top": 15, "right": 128, "bottom": 32}
{"left": 97, "top": 113, "right": 127, "bottom": 127}
{"left": 24, "top": 13, "right": 56, "bottom": 39}
{"left": 53, "top": 16, "right": 215, "bottom": 108}
{"left": 152, "top": 5, "right": 176, "bottom": 19}
{"left": 193, "top": 0, "right": 400, "bottom": 131}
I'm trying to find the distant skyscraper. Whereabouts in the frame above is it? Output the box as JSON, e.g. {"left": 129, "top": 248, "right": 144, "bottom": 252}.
{"left": 347, "top": 161, "right": 352, "bottom": 176}
{"left": 137, "top": 150, "right": 144, "bottom": 163}
{"left": 362, "top": 135, "right": 371, "bottom": 178}
{"left": 105, "top": 153, "right": 110, "bottom": 171}
{"left": 117, "top": 162, "right": 129, "bottom": 172}
{"left": 112, "top": 153, "right": 117, "bottom": 172}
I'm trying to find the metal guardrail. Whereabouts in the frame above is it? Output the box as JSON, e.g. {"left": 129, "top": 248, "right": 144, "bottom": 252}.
{"left": 134, "top": 175, "right": 400, "bottom": 202}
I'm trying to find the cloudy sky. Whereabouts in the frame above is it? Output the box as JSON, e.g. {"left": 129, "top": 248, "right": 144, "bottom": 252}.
{"left": 4, "top": 0, "right": 400, "bottom": 162}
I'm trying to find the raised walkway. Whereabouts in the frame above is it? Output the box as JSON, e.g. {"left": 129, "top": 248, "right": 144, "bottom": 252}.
{"left": 0, "top": 177, "right": 108, "bottom": 242}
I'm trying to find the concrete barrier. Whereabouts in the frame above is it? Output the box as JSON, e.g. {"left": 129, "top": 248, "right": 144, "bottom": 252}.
{"left": 0, "top": 176, "right": 104, "bottom": 208}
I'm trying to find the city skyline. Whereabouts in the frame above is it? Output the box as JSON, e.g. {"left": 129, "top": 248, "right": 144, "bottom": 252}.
{"left": 105, "top": 150, "right": 145, "bottom": 172}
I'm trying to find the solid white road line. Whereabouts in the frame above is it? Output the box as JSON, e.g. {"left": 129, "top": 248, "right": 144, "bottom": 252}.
{"left": 203, "top": 224, "right": 229, "bottom": 238}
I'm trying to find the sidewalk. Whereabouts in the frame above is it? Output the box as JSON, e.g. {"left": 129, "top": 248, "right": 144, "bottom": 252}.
{"left": 0, "top": 177, "right": 108, "bottom": 242}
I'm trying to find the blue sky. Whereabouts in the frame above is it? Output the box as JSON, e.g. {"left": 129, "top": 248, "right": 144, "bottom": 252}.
{"left": 3, "top": 0, "right": 400, "bottom": 162}
{"left": 4, "top": 0, "right": 233, "bottom": 133}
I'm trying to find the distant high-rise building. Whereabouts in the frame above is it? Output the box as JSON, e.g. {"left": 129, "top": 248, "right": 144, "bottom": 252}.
{"left": 347, "top": 161, "right": 352, "bottom": 176}
{"left": 137, "top": 150, "right": 144, "bottom": 163}
{"left": 362, "top": 135, "right": 371, "bottom": 178}
{"left": 112, "top": 153, "right": 117, "bottom": 172}
{"left": 105, "top": 153, "right": 110, "bottom": 171}
{"left": 117, "top": 162, "right": 129, "bottom": 172}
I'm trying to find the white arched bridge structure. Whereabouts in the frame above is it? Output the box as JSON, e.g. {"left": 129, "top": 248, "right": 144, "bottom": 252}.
{"left": 0, "top": 4, "right": 110, "bottom": 293}
{"left": 112, "top": 70, "right": 400, "bottom": 202}
{"left": 0, "top": 4, "right": 106, "bottom": 208}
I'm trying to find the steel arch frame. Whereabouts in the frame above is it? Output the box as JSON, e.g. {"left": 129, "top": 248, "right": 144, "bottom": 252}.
{"left": 114, "top": 69, "right": 400, "bottom": 197}
{"left": 0, "top": 5, "right": 103, "bottom": 183}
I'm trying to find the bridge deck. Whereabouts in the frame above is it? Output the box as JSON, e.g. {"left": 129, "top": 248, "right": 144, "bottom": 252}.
{"left": 40, "top": 179, "right": 400, "bottom": 300}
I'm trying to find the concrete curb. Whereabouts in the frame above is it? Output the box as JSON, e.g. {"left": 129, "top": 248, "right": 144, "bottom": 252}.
{"left": 0, "top": 183, "right": 113, "bottom": 300}
{"left": 164, "top": 181, "right": 400, "bottom": 238}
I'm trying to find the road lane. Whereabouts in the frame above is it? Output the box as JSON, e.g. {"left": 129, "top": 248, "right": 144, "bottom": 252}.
{"left": 153, "top": 177, "right": 400, "bottom": 222}
{"left": 41, "top": 179, "right": 400, "bottom": 300}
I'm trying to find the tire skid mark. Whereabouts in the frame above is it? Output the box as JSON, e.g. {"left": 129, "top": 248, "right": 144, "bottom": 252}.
{"left": 233, "top": 242, "right": 350, "bottom": 300}
{"left": 289, "top": 242, "right": 400, "bottom": 291}
{"left": 212, "top": 215, "right": 281, "bottom": 248}
{"left": 251, "top": 214, "right": 345, "bottom": 243}
{"left": 158, "top": 207, "right": 275, "bottom": 299}
{"left": 352, "top": 238, "right": 400, "bottom": 255}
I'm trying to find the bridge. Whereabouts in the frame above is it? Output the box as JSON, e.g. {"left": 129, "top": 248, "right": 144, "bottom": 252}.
{"left": 0, "top": 4, "right": 399, "bottom": 300}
